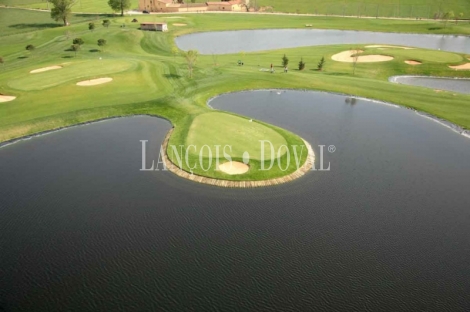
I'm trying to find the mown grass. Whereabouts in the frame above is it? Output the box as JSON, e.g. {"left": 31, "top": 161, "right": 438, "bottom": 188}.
{"left": 257, "top": 0, "right": 470, "bottom": 18}
{"left": 0, "top": 9, "right": 469, "bottom": 181}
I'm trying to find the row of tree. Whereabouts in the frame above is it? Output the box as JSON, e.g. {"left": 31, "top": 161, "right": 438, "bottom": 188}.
{"left": 50, "top": 0, "right": 130, "bottom": 26}
{"left": 282, "top": 54, "right": 326, "bottom": 71}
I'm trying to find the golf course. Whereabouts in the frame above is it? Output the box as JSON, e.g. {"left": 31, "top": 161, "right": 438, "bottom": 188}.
{"left": 1, "top": 6, "right": 470, "bottom": 183}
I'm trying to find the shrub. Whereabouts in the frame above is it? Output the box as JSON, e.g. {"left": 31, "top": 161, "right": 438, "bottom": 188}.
{"left": 298, "top": 57, "right": 305, "bottom": 70}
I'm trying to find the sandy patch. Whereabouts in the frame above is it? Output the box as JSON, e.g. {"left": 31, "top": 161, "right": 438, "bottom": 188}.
{"left": 449, "top": 63, "right": 470, "bottom": 70}
{"left": 0, "top": 95, "right": 16, "bottom": 103}
{"left": 365, "top": 45, "right": 413, "bottom": 49}
{"left": 30, "top": 65, "right": 62, "bottom": 73}
{"left": 405, "top": 60, "right": 422, "bottom": 65}
{"left": 173, "top": 23, "right": 187, "bottom": 26}
{"left": 331, "top": 50, "right": 394, "bottom": 63}
{"left": 434, "top": 89, "right": 444, "bottom": 93}
{"left": 218, "top": 161, "right": 249, "bottom": 175}
{"left": 76, "top": 77, "right": 113, "bottom": 86}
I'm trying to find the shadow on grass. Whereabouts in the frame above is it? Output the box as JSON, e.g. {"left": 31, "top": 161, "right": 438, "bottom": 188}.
{"left": 62, "top": 56, "right": 74, "bottom": 59}
{"left": 89, "top": 49, "right": 100, "bottom": 53}
{"left": 9, "top": 23, "right": 62, "bottom": 30}
{"left": 428, "top": 27, "right": 444, "bottom": 31}
{"left": 164, "top": 74, "right": 182, "bottom": 79}
{"left": 17, "top": 56, "right": 28, "bottom": 59}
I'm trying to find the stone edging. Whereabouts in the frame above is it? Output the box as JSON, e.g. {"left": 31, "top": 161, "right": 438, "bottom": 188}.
{"left": 161, "top": 128, "right": 315, "bottom": 188}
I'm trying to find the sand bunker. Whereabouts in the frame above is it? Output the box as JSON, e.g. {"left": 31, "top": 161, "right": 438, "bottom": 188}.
{"left": 218, "top": 161, "right": 249, "bottom": 175}
{"left": 30, "top": 65, "right": 62, "bottom": 73}
{"left": 449, "top": 63, "right": 470, "bottom": 70}
{"left": 0, "top": 95, "right": 16, "bottom": 103}
{"left": 173, "top": 23, "right": 187, "bottom": 26}
{"left": 332, "top": 50, "right": 394, "bottom": 63}
{"left": 405, "top": 60, "right": 422, "bottom": 65}
{"left": 76, "top": 77, "right": 113, "bottom": 86}
{"left": 365, "top": 45, "right": 413, "bottom": 49}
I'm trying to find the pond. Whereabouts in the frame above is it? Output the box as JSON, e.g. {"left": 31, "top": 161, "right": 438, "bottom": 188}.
{"left": 175, "top": 29, "right": 470, "bottom": 54}
{"left": 1, "top": 91, "right": 470, "bottom": 311}
{"left": 390, "top": 75, "right": 470, "bottom": 94}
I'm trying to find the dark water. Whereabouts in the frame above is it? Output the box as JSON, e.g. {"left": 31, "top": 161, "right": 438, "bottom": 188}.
{"left": 175, "top": 29, "right": 470, "bottom": 54}
{"left": 390, "top": 76, "right": 470, "bottom": 94}
{"left": 1, "top": 91, "right": 470, "bottom": 311}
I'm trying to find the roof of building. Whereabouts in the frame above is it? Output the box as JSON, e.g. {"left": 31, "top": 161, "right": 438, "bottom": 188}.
{"left": 206, "top": 1, "right": 238, "bottom": 5}
{"left": 141, "top": 22, "right": 167, "bottom": 25}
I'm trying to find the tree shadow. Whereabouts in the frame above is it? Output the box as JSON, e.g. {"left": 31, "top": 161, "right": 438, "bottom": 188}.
{"left": 428, "top": 27, "right": 444, "bottom": 31}
{"left": 89, "top": 49, "right": 100, "bottom": 53}
{"left": 9, "top": 23, "right": 61, "bottom": 30}
{"left": 17, "top": 56, "right": 28, "bottom": 59}
{"left": 164, "top": 73, "right": 182, "bottom": 79}
{"left": 62, "top": 56, "right": 74, "bottom": 59}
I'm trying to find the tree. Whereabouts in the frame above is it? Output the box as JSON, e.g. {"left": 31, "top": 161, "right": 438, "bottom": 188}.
{"left": 298, "top": 57, "right": 305, "bottom": 70}
{"left": 102, "top": 19, "right": 111, "bottom": 28}
{"left": 171, "top": 47, "right": 179, "bottom": 58}
{"left": 71, "top": 44, "right": 80, "bottom": 56}
{"left": 50, "top": 0, "right": 75, "bottom": 26}
{"left": 443, "top": 11, "right": 454, "bottom": 27}
{"left": 97, "top": 39, "right": 107, "bottom": 52}
{"left": 0, "top": 56, "right": 4, "bottom": 66}
{"left": 73, "top": 38, "right": 84, "bottom": 45}
{"left": 457, "top": 12, "right": 464, "bottom": 24}
{"left": 317, "top": 56, "right": 325, "bottom": 71}
{"left": 183, "top": 50, "right": 198, "bottom": 78}
{"left": 26, "top": 44, "right": 35, "bottom": 51}
{"left": 352, "top": 48, "right": 360, "bottom": 75}
{"left": 108, "top": 0, "right": 131, "bottom": 17}
{"left": 282, "top": 54, "right": 289, "bottom": 67}
{"left": 89, "top": 22, "right": 95, "bottom": 31}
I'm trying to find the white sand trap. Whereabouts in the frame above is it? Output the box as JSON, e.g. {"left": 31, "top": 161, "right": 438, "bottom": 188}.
{"left": 331, "top": 50, "right": 394, "bottom": 63}
{"left": 173, "top": 23, "right": 187, "bottom": 26}
{"left": 218, "top": 161, "right": 249, "bottom": 175}
{"left": 0, "top": 95, "right": 16, "bottom": 103}
{"left": 449, "top": 63, "right": 470, "bottom": 70}
{"left": 76, "top": 77, "right": 113, "bottom": 86}
{"left": 30, "top": 65, "right": 62, "bottom": 73}
{"left": 365, "top": 45, "right": 413, "bottom": 49}
{"left": 405, "top": 60, "right": 422, "bottom": 65}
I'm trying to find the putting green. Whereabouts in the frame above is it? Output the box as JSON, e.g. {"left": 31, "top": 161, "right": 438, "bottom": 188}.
{"left": 185, "top": 112, "right": 288, "bottom": 161}
{"left": 8, "top": 59, "right": 134, "bottom": 91}
{"left": 364, "top": 48, "right": 463, "bottom": 63}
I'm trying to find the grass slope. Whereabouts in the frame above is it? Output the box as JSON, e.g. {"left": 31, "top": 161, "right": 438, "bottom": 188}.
{"left": 257, "top": 0, "right": 470, "bottom": 18}
{"left": 0, "top": 9, "right": 469, "bottom": 181}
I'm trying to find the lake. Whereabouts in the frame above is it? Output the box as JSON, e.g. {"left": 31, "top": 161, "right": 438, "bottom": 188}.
{"left": 1, "top": 91, "right": 470, "bottom": 311}
{"left": 176, "top": 29, "right": 470, "bottom": 54}
{"left": 390, "top": 76, "right": 470, "bottom": 94}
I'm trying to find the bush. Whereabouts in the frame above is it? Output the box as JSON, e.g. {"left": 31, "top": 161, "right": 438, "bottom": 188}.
{"left": 102, "top": 20, "right": 110, "bottom": 28}
{"left": 298, "top": 57, "right": 305, "bottom": 70}
{"left": 282, "top": 54, "right": 289, "bottom": 67}
{"left": 72, "top": 38, "right": 84, "bottom": 45}
{"left": 89, "top": 22, "right": 95, "bottom": 31}
{"left": 317, "top": 56, "right": 325, "bottom": 71}
{"left": 26, "top": 44, "right": 35, "bottom": 51}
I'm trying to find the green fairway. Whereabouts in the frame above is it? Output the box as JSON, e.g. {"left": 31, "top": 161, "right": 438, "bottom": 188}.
{"left": 359, "top": 47, "right": 464, "bottom": 63}
{"left": 186, "top": 112, "right": 288, "bottom": 160}
{"left": 1, "top": 8, "right": 470, "bottom": 181}
{"left": 8, "top": 59, "right": 135, "bottom": 91}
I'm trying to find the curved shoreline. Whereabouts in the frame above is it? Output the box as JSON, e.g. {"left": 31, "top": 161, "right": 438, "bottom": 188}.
{"left": 162, "top": 128, "right": 315, "bottom": 188}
